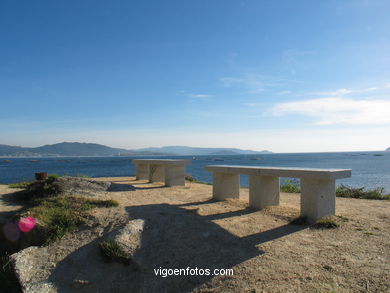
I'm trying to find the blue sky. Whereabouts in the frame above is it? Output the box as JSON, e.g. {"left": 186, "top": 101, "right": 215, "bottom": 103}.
{"left": 1, "top": 0, "right": 390, "bottom": 152}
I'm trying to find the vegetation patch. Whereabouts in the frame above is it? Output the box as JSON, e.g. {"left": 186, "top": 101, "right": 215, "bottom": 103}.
{"left": 336, "top": 185, "right": 390, "bottom": 200}
{"left": 9, "top": 174, "right": 61, "bottom": 202}
{"left": 289, "top": 216, "right": 308, "bottom": 225}
{"left": 28, "top": 196, "right": 119, "bottom": 243}
{"left": 185, "top": 175, "right": 211, "bottom": 185}
{"left": 99, "top": 240, "right": 130, "bottom": 265}
{"left": 185, "top": 175, "right": 197, "bottom": 182}
{"left": 312, "top": 217, "right": 340, "bottom": 229}
{"left": 323, "top": 265, "right": 333, "bottom": 271}
{"left": 280, "top": 179, "right": 300, "bottom": 193}
{"left": 8, "top": 181, "right": 34, "bottom": 189}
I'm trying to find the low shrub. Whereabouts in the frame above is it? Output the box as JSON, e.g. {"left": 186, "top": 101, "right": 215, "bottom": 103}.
{"left": 280, "top": 180, "right": 300, "bottom": 193}
{"left": 185, "top": 175, "right": 197, "bottom": 182}
{"left": 336, "top": 185, "right": 390, "bottom": 200}
{"left": 99, "top": 240, "right": 129, "bottom": 265}
{"left": 185, "top": 175, "right": 211, "bottom": 185}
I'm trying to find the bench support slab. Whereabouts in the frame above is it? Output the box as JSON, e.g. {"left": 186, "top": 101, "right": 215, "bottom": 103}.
{"left": 213, "top": 172, "right": 240, "bottom": 200}
{"left": 164, "top": 166, "right": 185, "bottom": 186}
{"left": 249, "top": 175, "right": 280, "bottom": 210}
{"left": 301, "top": 178, "right": 336, "bottom": 222}
{"left": 135, "top": 163, "right": 149, "bottom": 180}
{"left": 149, "top": 164, "right": 165, "bottom": 183}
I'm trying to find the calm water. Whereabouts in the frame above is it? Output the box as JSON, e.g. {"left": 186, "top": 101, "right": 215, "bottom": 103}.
{"left": 1, "top": 152, "right": 389, "bottom": 192}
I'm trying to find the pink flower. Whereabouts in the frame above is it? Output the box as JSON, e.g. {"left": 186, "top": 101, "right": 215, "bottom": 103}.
{"left": 18, "top": 217, "right": 36, "bottom": 232}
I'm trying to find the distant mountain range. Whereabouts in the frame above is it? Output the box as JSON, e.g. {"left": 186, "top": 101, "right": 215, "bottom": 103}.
{"left": 0, "top": 142, "right": 271, "bottom": 157}
{"left": 136, "top": 146, "right": 271, "bottom": 156}
{"left": 386, "top": 147, "right": 390, "bottom": 151}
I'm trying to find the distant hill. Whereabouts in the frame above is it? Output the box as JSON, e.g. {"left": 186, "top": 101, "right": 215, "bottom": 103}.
{"left": 0, "top": 143, "right": 271, "bottom": 157}
{"left": 135, "top": 146, "right": 271, "bottom": 156}
{"left": 0, "top": 142, "right": 164, "bottom": 157}
{"left": 386, "top": 147, "right": 390, "bottom": 151}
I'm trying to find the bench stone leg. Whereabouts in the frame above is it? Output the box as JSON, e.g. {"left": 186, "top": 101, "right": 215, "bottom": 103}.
{"left": 149, "top": 164, "right": 165, "bottom": 183}
{"left": 135, "top": 163, "right": 149, "bottom": 180}
{"left": 164, "top": 165, "right": 185, "bottom": 186}
{"left": 249, "top": 175, "right": 280, "bottom": 210}
{"left": 301, "top": 178, "right": 336, "bottom": 222}
{"left": 212, "top": 172, "right": 240, "bottom": 200}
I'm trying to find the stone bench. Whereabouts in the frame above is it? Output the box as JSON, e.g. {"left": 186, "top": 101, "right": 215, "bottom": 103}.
{"left": 204, "top": 165, "right": 352, "bottom": 222}
{"left": 132, "top": 159, "right": 191, "bottom": 186}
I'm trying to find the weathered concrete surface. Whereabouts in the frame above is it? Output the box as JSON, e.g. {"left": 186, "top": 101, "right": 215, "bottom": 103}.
{"left": 249, "top": 175, "right": 280, "bottom": 210}
{"left": 301, "top": 178, "right": 336, "bottom": 222}
{"left": 132, "top": 159, "right": 191, "bottom": 187}
{"left": 135, "top": 163, "right": 149, "bottom": 180}
{"left": 164, "top": 165, "right": 185, "bottom": 186}
{"left": 205, "top": 165, "right": 351, "bottom": 221}
{"left": 205, "top": 165, "right": 351, "bottom": 180}
{"left": 212, "top": 172, "right": 240, "bottom": 200}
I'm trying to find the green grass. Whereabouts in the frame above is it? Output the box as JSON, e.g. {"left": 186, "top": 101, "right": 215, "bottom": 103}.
{"left": 185, "top": 175, "right": 212, "bottom": 185}
{"left": 9, "top": 175, "right": 61, "bottom": 202}
{"left": 8, "top": 181, "right": 34, "bottom": 189}
{"left": 336, "top": 185, "right": 390, "bottom": 200}
{"left": 99, "top": 240, "right": 129, "bottom": 265}
{"left": 28, "top": 196, "right": 119, "bottom": 243}
{"left": 312, "top": 217, "right": 340, "bottom": 229}
{"left": 280, "top": 180, "right": 300, "bottom": 193}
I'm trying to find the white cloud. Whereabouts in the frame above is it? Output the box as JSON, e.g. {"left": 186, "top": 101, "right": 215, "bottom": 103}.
{"left": 220, "top": 74, "right": 283, "bottom": 94}
{"left": 271, "top": 97, "right": 390, "bottom": 125}
{"left": 186, "top": 94, "right": 212, "bottom": 99}
{"left": 313, "top": 87, "right": 377, "bottom": 96}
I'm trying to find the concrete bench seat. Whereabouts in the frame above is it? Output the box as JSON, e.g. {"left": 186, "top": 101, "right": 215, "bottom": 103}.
{"left": 204, "top": 165, "right": 352, "bottom": 222}
{"left": 132, "top": 159, "right": 191, "bottom": 186}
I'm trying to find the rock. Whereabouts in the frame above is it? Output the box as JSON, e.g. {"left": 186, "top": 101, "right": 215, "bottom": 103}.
{"left": 10, "top": 246, "right": 57, "bottom": 293}
{"left": 109, "top": 219, "right": 145, "bottom": 267}
{"left": 54, "top": 176, "right": 111, "bottom": 196}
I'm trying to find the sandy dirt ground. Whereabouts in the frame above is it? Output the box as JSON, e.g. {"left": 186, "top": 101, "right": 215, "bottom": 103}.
{"left": 1, "top": 177, "right": 389, "bottom": 293}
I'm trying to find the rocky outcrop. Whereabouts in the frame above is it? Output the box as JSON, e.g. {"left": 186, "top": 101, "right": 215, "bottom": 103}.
{"left": 54, "top": 176, "right": 111, "bottom": 196}
{"left": 10, "top": 247, "right": 57, "bottom": 293}
{"left": 10, "top": 216, "right": 145, "bottom": 293}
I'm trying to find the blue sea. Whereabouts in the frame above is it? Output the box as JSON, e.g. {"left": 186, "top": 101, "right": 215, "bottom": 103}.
{"left": 1, "top": 152, "right": 390, "bottom": 192}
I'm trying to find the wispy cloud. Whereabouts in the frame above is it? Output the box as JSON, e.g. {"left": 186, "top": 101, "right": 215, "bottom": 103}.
{"left": 271, "top": 97, "right": 390, "bottom": 125}
{"left": 179, "top": 91, "right": 213, "bottom": 101}
{"left": 186, "top": 94, "right": 212, "bottom": 99}
{"left": 313, "top": 87, "right": 377, "bottom": 96}
{"left": 220, "top": 74, "right": 283, "bottom": 94}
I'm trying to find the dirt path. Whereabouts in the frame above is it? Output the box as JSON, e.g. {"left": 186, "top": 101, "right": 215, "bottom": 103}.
{"left": 0, "top": 185, "right": 23, "bottom": 223}
{"left": 94, "top": 177, "right": 390, "bottom": 293}
{"left": 1, "top": 178, "right": 389, "bottom": 292}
